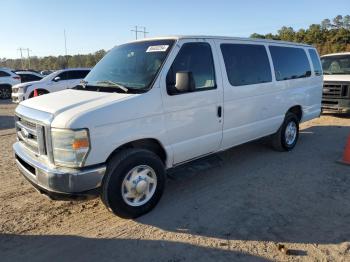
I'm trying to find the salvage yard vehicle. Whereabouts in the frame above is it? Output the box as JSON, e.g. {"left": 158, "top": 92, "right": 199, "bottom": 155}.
{"left": 11, "top": 68, "right": 90, "bottom": 103}
{"left": 13, "top": 36, "right": 323, "bottom": 218}
{"left": 321, "top": 52, "right": 350, "bottom": 113}
{"left": 14, "top": 70, "right": 44, "bottom": 83}
{"left": 0, "top": 67, "right": 21, "bottom": 99}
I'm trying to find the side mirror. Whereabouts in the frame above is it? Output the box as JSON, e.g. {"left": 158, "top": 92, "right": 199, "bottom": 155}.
{"left": 174, "top": 71, "right": 195, "bottom": 93}
{"left": 53, "top": 76, "right": 61, "bottom": 82}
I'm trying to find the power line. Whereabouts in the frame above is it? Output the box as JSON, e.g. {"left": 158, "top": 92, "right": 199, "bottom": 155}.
{"left": 17, "top": 48, "right": 32, "bottom": 69}
{"left": 131, "top": 26, "right": 149, "bottom": 40}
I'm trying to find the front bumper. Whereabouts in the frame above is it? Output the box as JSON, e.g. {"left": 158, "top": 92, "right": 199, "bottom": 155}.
{"left": 13, "top": 142, "right": 106, "bottom": 199}
{"left": 322, "top": 99, "right": 350, "bottom": 113}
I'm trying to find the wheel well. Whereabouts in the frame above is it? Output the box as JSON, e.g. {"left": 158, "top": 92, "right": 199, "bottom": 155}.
{"left": 108, "top": 139, "right": 167, "bottom": 164}
{"left": 29, "top": 88, "right": 49, "bottom": 98}
{"left": 287, "top": 105, "right": 302, "bottom": 121}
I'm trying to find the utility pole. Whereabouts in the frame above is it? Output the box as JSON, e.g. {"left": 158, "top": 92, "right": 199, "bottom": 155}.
{"left": 64, "top": 29, "right": 68, "bottom": 68}
{"left": 142, "top": 26, "right": 149, "bottom": 38}
{"left": 64, "top": 29, "right": 67, "bottom": 57}
{"left": 26, "top": 48, "right": 32, "bottom": 68}
{"left": 17, "top": 48, "right": 25, "bottom": 69}
{"left": 131, "top": 26, "right": 148, "bottom": 40}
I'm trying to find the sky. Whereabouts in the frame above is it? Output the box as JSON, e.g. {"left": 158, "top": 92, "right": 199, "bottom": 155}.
{"left": 1, "top": 0, "right": 349, "bottom": 59}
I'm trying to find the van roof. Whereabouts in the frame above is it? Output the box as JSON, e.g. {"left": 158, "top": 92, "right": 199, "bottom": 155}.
{"left": 321, "top": 52, "right": 350, "bottom": 57}
{"left": 129, "top": 35, "right": 313, "bottom": 48}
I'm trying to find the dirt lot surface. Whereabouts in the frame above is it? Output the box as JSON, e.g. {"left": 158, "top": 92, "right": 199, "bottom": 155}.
{"left": 1, "top": 100, "right": 350, "bottom": 262}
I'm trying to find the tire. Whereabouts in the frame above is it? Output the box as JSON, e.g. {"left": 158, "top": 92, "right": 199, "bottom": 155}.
{"left": 0, "top": 85, "right": 11, "bottom": 99}
{"left": 271, "top": 112, "right": 299, "bottom": 151}
{"left": 101, "top": 148, "right": 165, "bottom": 218}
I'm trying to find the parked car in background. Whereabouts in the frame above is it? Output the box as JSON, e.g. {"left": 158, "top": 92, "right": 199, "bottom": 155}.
{"left": 321, "top": 52, "right": 350, "bottom": 113}
{"left": 12, "top": 68, "right": 90, "bottom": 103}
{"left": 40, "top": 70, "right": 54, "bottom": 76}
{"left": 14, "top": 71, "right": 44, "bottom": 83}
{"left": 12, "top": 36, "right": 322, "bottom": 218}
{"left": 0, "top": 68, "right": 21, "bottom": 99}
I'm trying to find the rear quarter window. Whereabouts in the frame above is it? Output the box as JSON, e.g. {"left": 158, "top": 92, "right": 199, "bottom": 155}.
{"left": 0, "top": 71, "right": 10, "bottom": 77}
{"left": 220, "top": 43, "right": 272, "bottom": 86}
{"left": 308, "top": 49, "right": 322, "bottom": 76}
{"left": 269, "top": 46, "right": 311, "bottom": 81}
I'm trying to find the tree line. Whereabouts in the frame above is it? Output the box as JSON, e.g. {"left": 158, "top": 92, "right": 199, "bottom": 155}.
{"left": 1, "top": 15, "right": 350, "bottom": 71}
{"left": 251, "top": 15, "right": 350, "bottom": 55}
{"left": 0, "top": 50, "right": 107, "bottom": 71}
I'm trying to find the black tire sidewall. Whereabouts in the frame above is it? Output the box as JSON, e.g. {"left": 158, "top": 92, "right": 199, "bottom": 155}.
{"left": 102, "top": 150, "right": 165, "bottom": 218}
{"left": 0, "top": 86, "right": 11, "bottom": 99}
{"left": 281, "top": 114, "right": 299, "bottom": 151}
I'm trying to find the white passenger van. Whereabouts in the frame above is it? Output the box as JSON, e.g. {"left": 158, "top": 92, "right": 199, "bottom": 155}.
{"left": 13, "top": 36, "right": 323, "bottom": 218}
{"left": 321, "top": 52, "right": 350, "bottom": 113}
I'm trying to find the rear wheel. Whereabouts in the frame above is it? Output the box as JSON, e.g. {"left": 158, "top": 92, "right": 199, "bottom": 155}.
{"left": 0, "top": 85, "right": 11, "bottom": 99}
{"left": 271, "top": 112, "right": 299, "bottom": 151}
{"left": 101, "top": 148, "right": 165, "bottom": 218}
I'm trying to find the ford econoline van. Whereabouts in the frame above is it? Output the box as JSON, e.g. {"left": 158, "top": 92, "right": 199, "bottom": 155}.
{"left": 13, "top": 36, "right": 323, "bottom": 218}
{"left": 321, "top": 52, "right": 350, "bottom": 113}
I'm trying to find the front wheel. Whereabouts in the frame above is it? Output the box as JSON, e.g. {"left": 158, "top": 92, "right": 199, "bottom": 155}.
{"left": 0, "top": 85, "right": 11, "bottom": 99}
{"left": 271, "top": 112, "right": 299, "bottom": 151}
{"left": 101, "top": 148, "right": 165, "bottom": 218}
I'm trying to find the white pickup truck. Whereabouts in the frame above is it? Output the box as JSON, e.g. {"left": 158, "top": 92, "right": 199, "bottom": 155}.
{"left": 13, "top": 36, "right": 323, "bottom": 218}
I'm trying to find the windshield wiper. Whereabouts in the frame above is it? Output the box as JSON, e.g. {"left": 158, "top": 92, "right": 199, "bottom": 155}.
{"left": 96, "top": 80, "right": 128, "bottom": 92}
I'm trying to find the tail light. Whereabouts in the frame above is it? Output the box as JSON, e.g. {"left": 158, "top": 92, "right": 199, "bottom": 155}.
{"left": 13, "top": 76, "right": 21, "bottom": 80}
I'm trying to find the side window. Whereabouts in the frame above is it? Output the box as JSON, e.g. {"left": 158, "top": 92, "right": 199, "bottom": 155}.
{"left": 19, "top": 74, "right": 28, "bottom": 82}
{"left": 69, "top": 70, "right": 90, "bottom": 79}
{"left": 220, "top": 44, "right": 272, "bottom": 86}
{"left": 26, "top": 75, "right": 42, "bottom": 82}
{"left": 0, "top": 71, "right": 10, "bottom": 77}
{"left": 269, "top": 46, "right": 311, "bottom": 81}
{"left": 166, "top": 42, "right": 216, "bottom": 94}
{"left": 308, "top": 49, "right": 322, "bottom": 76}
{"left": 56, "top": 71, "right": 69, "bottom": 80}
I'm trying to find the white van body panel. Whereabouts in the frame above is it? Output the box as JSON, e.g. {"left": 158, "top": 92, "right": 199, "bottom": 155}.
{"left": 14, "top": 36, "right": 322, "bottom": 171}
{"left": 159, "top": 38, "right": 224, "bottom": 164}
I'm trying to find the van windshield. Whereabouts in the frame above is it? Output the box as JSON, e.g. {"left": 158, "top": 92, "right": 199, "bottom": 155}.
{"left": 321, "top": 55, "right": 350, "bottom": 75}
{"left": 82, "top": 40, "right": 175, "bottom": 92}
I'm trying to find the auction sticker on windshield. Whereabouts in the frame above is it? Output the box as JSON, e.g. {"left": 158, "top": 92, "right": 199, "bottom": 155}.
{"left": 146, "top": 45, "right": 169, "bottom": 52}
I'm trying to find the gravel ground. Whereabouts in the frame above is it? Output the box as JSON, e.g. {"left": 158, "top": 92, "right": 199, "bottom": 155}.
{"left": 0, "top": 99, "right": 350, "bottom": 262}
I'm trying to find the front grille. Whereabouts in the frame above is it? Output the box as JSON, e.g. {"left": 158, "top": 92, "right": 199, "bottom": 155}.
{"left": 323, "top": 82, "right": 349, "bottom": 99}
{"left": 15, "top": 116, "right": 46, "bottom": 155}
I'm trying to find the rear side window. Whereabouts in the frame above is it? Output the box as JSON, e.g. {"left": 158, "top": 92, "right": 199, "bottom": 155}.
{"left": 166, "top": 42, "right": 216, "bottom": 93}
{"left": 69, "top": 70, "right": 90, "bottom": 79}
{"left": 20, "top": 74, "right": 42, "bottom": 83}
{"left": 269, "top": 46, "right": 311, "bottom": 81}
{"left": 220, "top": 44, "right": 272, "bottom": 86}
{"left": 0, "top": 71, "right": 10, "bottom": 77}
{"left": 308, "top": 49, "right": 322, "bottom": 76}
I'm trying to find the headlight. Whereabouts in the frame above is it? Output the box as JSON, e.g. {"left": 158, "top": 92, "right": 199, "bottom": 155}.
{"left": 51, "top": 128, "right": 90, "bottom": 168}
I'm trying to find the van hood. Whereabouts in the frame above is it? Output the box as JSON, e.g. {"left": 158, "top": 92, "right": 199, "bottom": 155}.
{"left": 323, "top": 74, "right": 350, "bottom": 82}
{"left": 19, "top": 89, "right": 135, "bottom": 116}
